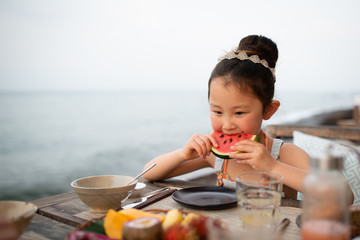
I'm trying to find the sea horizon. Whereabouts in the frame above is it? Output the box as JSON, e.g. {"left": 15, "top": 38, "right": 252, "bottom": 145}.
{"left": 0, "top": 89, "right": 357, "bottom": 201}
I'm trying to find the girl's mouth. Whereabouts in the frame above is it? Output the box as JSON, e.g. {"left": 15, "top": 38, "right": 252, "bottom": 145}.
{"left": 220, "top": 130, "right": 245, "bottom": 136}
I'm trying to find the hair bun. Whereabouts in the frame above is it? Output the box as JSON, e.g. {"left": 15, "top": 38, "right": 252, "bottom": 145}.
{"left": 237, "top": 35, "right": 278, "bottom": 68}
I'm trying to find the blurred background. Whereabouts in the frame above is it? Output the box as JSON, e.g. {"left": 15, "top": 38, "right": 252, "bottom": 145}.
{"left": 0, "top": 0, "right": 359, "bottom": 201}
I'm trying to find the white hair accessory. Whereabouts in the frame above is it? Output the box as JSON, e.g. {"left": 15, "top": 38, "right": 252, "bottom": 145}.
{"left": 218, "top": 51, "right": 276, "bottom": 80}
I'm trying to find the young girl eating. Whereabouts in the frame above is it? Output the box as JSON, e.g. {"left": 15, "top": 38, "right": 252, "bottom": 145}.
{"left": 142, "top": 35, "right": 309, "bottom": 199}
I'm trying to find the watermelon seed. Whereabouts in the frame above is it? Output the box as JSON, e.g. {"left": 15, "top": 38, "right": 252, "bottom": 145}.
{"left": 223, "top": 140, "right": 227, "bottom": 144}
{"left": 220, "top": 134, "right": 225, "bottom": 138}
{"left": 230, "top": 139, "right": 233, "bottom": 143}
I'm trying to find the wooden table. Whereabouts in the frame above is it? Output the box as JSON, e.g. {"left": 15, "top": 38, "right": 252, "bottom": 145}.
{"left": 21, "top": 178, "right": 302, "bottom": 240}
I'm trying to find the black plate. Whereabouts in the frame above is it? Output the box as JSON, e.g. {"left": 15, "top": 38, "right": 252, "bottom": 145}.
{"left": 172, "top": 186, "right": 237, "bottom": 210}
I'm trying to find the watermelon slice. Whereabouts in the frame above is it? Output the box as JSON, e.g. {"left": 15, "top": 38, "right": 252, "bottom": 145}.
{"left": 210, "top": 131, "right": 260, "bottom": 159}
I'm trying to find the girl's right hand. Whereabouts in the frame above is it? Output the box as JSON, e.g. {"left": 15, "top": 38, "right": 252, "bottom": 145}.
{"left": 181, "top": 133, "right": 218, "bottom": 160}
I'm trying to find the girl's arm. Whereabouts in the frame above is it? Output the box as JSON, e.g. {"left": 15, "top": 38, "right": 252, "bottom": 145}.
{"left": 142, "top": 149, "right": 212, "bottom": 181}
{"left": 142, "top": 133, "right": 217, "bottom": 181}
{"left": 272, "top": 142, "right": 309, "bottom": 191}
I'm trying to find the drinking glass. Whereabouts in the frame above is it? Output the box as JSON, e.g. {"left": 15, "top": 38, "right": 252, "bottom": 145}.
{"left": 236, "top": 171, "right": 283, "bottom": 230}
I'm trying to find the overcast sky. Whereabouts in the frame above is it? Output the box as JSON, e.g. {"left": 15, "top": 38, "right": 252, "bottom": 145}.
{"left": 0, "top": 0, "right": 359, "bottom": 92}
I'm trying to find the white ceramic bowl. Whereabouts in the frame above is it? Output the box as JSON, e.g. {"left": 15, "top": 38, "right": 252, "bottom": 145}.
{"left": 131, "top": 182, "right": 147, "bottom": 198}
{"left": 0, "top": 201, "right": 37, "bottom": 237}
{"left": 71, "top": 175, "right": 137, "bottom": 213}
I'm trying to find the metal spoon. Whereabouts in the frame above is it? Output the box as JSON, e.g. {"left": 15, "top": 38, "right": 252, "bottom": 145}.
{"left": 127, "top": 163, "right": 156, "bottom": 185}
{"left": 122, "top": 187, "right": 170, "bottom": 209}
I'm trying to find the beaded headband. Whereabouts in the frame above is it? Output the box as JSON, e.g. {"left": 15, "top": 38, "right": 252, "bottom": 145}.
{"left": 218, "top": 51, "right": 276, "bottom": 81}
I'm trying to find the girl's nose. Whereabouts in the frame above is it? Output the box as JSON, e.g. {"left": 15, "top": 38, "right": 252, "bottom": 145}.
{"left": 222, "top": 118, "right": 236, "bottom": 131}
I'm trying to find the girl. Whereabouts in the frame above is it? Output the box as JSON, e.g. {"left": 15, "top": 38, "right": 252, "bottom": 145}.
{"left": 143, "top": 35, "right": 309, "bottom": 199}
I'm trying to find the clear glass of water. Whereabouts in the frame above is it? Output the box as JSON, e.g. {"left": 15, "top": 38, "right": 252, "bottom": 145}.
{"left": 236, "top": 171, "right": 283, "bottom": 230}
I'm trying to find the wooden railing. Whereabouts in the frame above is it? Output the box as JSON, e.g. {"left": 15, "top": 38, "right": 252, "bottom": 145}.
{"left": 266, "top": 124, "right": 360, "bottom": 142}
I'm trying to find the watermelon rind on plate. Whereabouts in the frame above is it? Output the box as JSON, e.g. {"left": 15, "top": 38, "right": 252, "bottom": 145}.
{"left": 210, "top": 131, "right": 259, "bottom": 159}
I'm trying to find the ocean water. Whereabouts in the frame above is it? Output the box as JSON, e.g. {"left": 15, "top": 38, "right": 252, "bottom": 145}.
{"left": 0, "top": 90, "right": 356, "bottom": 201}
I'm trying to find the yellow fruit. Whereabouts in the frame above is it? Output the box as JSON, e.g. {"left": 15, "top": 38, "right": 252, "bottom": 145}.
{"left": 120, "top": 208, "right": 165, "bottom": 222}
{"left": 162, "top": 209, "right": 183, "bottom": 230}
{"left": 104, "top": 209, "right": 134, "bottom": 239}
{"left": 181, "top": 212, "right": 200, "bottom": 226}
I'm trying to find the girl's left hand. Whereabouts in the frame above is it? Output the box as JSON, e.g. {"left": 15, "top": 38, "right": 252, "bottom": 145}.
{"left": 228, "top": 140, "right": 277, "bottom": 172}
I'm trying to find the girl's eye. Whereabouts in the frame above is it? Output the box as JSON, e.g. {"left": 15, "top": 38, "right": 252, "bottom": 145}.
{"left": 235, "top": 112, "right": 245, "bottom": 116}
{"left": 213, "top": 111, "right": 222, "bottom": 115}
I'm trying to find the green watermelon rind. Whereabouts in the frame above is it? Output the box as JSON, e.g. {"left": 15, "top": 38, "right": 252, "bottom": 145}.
{"left": 210, "top": 133, "right": 259, "bottom": 159}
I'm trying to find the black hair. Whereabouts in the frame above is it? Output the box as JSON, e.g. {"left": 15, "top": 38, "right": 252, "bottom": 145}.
{"left": 208, "top": 35, "right": 278, "bottom": 112}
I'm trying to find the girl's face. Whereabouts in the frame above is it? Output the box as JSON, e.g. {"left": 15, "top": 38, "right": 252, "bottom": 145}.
{"left": 209, "top": 77, "right": 264, "bottom": 136}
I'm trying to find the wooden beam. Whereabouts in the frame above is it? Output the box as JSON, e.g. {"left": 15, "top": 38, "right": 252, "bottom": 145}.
{"left": 265, "top": 125, "right": 360, "bottom": 141}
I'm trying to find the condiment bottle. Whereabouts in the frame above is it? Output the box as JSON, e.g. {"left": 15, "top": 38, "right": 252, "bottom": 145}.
{"left": 301, "top": 146, "right": 350, "bottom": 240}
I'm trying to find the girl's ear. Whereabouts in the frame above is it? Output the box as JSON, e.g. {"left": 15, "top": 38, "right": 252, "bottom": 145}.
{"left": 263, "top": 100, "right": 280, "bottom": 120}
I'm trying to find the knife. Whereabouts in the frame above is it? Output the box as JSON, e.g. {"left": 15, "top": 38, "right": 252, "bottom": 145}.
{"left": 122, "top": 187, "right": 170, "bottom": 209}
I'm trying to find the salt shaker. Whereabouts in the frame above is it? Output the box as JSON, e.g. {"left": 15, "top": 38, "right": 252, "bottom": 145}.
{"left": 301, "top": 146, "right": 351, "bottom": 240}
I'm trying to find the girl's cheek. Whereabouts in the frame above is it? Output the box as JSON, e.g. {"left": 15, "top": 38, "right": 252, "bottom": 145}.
{"left": 210, "top": 117, "right": 222, "bottom": 131}
{"left": 238, "top": 119, "right": 258, "bottom": 135}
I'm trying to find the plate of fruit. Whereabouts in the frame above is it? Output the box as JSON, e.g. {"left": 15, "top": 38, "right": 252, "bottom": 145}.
{"left": 67, "top": 208, "right": 228, "bottom": 240}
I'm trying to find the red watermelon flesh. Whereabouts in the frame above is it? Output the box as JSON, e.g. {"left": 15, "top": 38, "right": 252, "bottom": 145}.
{"left": 210, "top": 131, "right": 260, "bottom": 159}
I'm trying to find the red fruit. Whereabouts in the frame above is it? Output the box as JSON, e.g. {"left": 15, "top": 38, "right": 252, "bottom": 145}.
{"left": 188, "top": 215, "right": 208, "bottom": 240}
{"left": 210, "top": 131, "right": 259, "bottom": 159}
{"left": 163, "top": 223, "right": 197, "bottom": 240}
